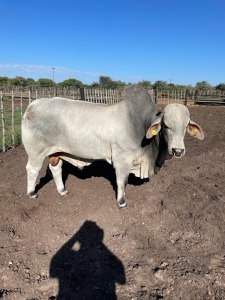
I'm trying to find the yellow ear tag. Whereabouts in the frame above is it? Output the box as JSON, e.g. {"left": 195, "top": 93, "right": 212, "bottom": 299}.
{"left": 191, "top": 127, "right": 198, "bottom": 136}
{"left": 151, "top": 128, "right": 158, "bottom": 136}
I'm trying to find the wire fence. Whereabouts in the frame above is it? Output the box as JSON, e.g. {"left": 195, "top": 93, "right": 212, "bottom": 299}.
{"left": 0, "top": 86, "right": 123, "bottom": 104}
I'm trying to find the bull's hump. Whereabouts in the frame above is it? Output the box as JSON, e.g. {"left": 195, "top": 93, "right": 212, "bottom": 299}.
{"left": 122, "top": 85, "right": 150, "bottom": 100}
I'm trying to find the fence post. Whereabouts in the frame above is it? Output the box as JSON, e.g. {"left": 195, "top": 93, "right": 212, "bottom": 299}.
{"left": 184, "top": 89, "right": 188, "bottom": 105}
{"left": 11, "top": 89, "right": 15, "bottom": 148}
{"left": 29, "top": 88, "right": 32, "bottom": 104}
{"left": 54, "top": 86, "right": 57, "bottom": 97}
{"left": 20, "top": 89, "right": 23, "bottom": 119}
{"left": 154, "top": 88, "right": 158, "bottom": 104}
{"left": 0, "top": 90, "right": 6, "bottom": 152}
{"left": 194, "top": 90, "right": 199, "bottom": 104}
{"left": 80, "top": 87, "right": 86, "bottom": 101}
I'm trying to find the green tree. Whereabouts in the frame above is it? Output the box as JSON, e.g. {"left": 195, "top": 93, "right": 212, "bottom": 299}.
{"left": 153, "top": 80, "right": 167, "bottom": 90}
{"left": 167, "top": 83, "right": 177, "bottom": 90}
{"left": 177, "top": 84, "right": 193, "bottom": 90}
{"left": 10, "top": 76, "right": 27, "bottom": 86}
{"left": 215, "top": 83, "right": 225, "bottom": 91}
{"left": 0, "top": 76, "right": 9, "bottom": 86}
{"left": 90, "top": 82, "right": 101, "bottom": 88}
{"left": 26, "top": 78, "right": 36, "bottom": 86}
{"left": 37, "top": 78, "right": 54, "bottom": 87}
{"left": 111, "top": 80, "right": 126, "bottom": 89}
{"left": 195, "top": 81, "right": 213, "bottom": 91}
{"left": 99, "top": 76, "right": 126, "bottom": 89}
{"left": 59, "top": 78, "right": 83, "bottom": 87}
{"left": 138, "top": 80, "right": 152, "bottom": 90}
{"left": 99, "top": 76, "right": 113, "bottom": 88}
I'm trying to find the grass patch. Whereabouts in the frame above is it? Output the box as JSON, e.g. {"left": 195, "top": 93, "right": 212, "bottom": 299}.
{"left": 0, "top": 97, "right": 28, "bottom": 151}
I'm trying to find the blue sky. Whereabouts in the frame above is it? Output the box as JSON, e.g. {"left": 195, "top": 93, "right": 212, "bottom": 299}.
{"left": 0, "top": 0, "right": 224, "bottom": 86}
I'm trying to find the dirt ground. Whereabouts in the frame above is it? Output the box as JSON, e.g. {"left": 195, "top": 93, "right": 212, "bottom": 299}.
{"left": 0, "top": 105, "right": 225, "bottom": 300}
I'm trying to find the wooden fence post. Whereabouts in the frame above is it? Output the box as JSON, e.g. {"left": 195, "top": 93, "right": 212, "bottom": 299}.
{"left": 11, "top": 89, "right": 15, "bottom": 148}
{"left": 0, "top": 90, "right": 6, "bottom": 152}
{"left": 80, "top": 87, "right": 86, "bottom": 101}
{"left": 20, "top": 89, "right": 23, "bottom": 119}
{"left": 194, "top": 90, "right": 199, "bottom": 103}
{"left": 184, "top": 89, "right": 188, "bottom": 105}
{"left": 154, "top": 88, "right": 158, "bottom": 104}
{"left": 29, "top": 88, "right": 32, "bottom": 104}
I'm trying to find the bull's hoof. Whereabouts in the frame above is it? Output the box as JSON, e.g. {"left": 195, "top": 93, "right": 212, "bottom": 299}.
{"left": 59, "top": 189, "right": 68, "bottom": 196}
{"left": 154, "top": 165, "right": 161, "bottom": 174}
{"left": 28, "top": 191, "right": 38, "bottom": 199}
{"left": 118, "top": 198, "right": 127, "bottom": 208}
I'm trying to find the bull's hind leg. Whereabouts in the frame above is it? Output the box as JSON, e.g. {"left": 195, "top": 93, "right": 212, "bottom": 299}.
{"left": 49, "top": 158, "right": 68, "bottom": 196}
{"left": 26, "top": 158, "right": 44, "bottom": 198}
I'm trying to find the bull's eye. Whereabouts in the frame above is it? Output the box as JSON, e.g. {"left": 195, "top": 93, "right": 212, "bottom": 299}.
{"left": 164, "top": 124, "right": 169, "bottom": 129}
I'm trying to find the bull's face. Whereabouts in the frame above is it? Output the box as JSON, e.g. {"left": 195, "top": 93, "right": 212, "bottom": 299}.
{"left": 146, "top": 104, "right": 204, "bottom": 158}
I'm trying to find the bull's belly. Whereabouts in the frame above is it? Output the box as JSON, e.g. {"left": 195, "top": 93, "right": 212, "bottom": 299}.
{"left": 48, "top": 141, "right": 112, "bottom": 169}
{"left": 49, "top": 150, "right": 155, "bottom": 180}
{"left": 48, "top": 141, "right": 155, "bottom": 179}
{"left": 49, "top": 139, "right": 111, "bottom": 160}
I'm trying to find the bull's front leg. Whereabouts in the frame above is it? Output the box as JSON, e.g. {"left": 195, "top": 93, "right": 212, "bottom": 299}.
{"left": 114, "top": 161, "right": 131, "bottom": 208}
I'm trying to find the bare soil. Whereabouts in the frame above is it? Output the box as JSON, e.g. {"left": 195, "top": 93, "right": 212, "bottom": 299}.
{"left": 0, "top": 105, "right": 225, "bottom": 300}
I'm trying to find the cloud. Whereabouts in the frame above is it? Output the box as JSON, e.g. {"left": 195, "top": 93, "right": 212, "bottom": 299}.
{"left": 0, "top": 63, "right": 101, "bottom": 78}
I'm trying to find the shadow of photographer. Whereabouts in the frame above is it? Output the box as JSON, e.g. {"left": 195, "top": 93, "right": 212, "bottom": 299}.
{"left": 50, "top": 220, "right": 126, "bottom": 300}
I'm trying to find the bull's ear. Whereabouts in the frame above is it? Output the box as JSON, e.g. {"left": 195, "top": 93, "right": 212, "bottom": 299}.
{"left": 187, "top": 120, "right": 204, "bottom": 140}
{"left": 146, "top": 116, "right": 162, "bottom": 139}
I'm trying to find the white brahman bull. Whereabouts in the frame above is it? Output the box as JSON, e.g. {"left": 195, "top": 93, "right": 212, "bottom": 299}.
{"left": 22, "top": 85, "right": 204, "bottom": 207}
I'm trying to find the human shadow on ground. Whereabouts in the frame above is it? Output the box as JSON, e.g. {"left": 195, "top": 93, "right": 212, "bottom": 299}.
{"left": 50, "top": 220, "right": 126, "bottom": 300}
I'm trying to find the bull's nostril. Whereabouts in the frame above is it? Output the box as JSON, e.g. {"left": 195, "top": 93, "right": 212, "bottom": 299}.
{"left": 172, "top": 148, "right": 184, "bottom": 156}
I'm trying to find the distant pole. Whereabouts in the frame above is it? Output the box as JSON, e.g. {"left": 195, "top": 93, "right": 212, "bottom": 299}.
{"left": 51, "top": 67, "right": 55, "bottom": 83}
{"left": 51, "top": 67, "right": 56, "bottom": 96}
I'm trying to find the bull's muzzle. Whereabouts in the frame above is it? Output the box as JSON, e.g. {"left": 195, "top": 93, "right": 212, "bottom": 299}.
{"left": 172, "top": 148, "right": 185, "bottom": 158}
